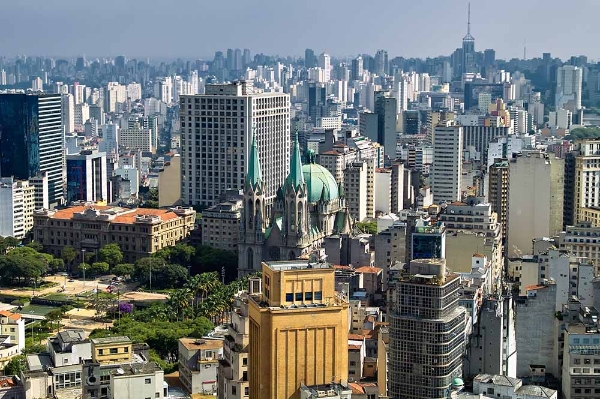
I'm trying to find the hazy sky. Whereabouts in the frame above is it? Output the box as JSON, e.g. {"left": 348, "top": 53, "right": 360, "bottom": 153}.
{"left": 1, "top": 0, "right": 598, "bottom": 61}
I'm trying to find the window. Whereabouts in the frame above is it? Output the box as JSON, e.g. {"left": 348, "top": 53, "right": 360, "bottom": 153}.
{"left": 295, "top": 292, "right": 303, "bottom": 301}
{"left": 350, "top": 361, "right": 356, "bottom": 366}
{"left": 314, "top": 291, "right": 322, "bottom": 300}
{"left": 232, "top": 386, "right": 237, "bottom": 395}
{"left": 285, "top": 293, "right": 293, "bottom": 302}
{"left": 487, "top": 388, "right": 494, "bottom": 395}
{"left": 305, "top": 292, "right": 313, "bottom": 300}
{"left": 124, "top": 347, "right": 129, "bottom": 353}
{"left": 110, "top": 348, "right": 118, "bottom": 354}
{"left": 244, "top": 387, "right": 249, "bottom": 396}
{"left": 98, "top": 349, "right": 104, "bottom": 355}
{"left": 242, "top": 357, "right": 247, "bottom": 366}
{"left": 145, "top": 378, "right": 151, "bottom": 384}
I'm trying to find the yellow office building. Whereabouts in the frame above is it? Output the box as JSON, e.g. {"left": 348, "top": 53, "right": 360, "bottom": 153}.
{"left": 248, "top": 260, "right": 349, "bottom": 399}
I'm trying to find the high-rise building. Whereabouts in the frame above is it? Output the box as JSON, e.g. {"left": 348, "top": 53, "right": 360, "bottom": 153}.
{"left": 180, "top": 81, "right": 290, "bottom": 208}
{"left": 507, "top": 151, "right": 564, "bottom": 257}
{"left": 0, "top": 93, "right": 64, "bottom": 208}
{"left": 431, "top": 121, "right": 463, "bottom": 204}
{"left": 248, "top": 260, "right": 349, "bottom": 399}
{"left": 374, "top": 49, "right": 389, "bottom": 76}
{"left": 568, "top": 140, "right": 600, "bottom": 225}
{"left": 351, "top": 56, "right": 363, "bottom": 81}
{"left": 374, "top": 91, "right": 397, "bottom": 158}
{"left": 344, "top": 161, "right": 369, "bottom": 221}
{"left": 65, "top": 150, "right": 108, "bottom": 204}
{"left": 0, "top": 177, "right": 35, "bottom": 239}
{"left": 61, "top": 93, "right": 74, "bottom": 134}
{"left": 118, "top": 122, "right": 153, "bottom": 153}
{"left": 242, "top": 49, "right": 251, "bottom": 68}
{"left": 556, "top": 65, "right": 583, "bottom": 111}
{"left": 308, "top": 82, "right": 327, "bottom": 121}
{"left": 100, "top": 122, "right": 119, "bottom": 154}
{"left": 318, "top": 53, "right": 331, "bottom": 82}
{"left": 304, "top": 48, "right": 317, "bottom": 69}
{"left": 388, "top": 258, "right": 466, "bottom": 399}
{"left": 488, "top": 158, "right": 510, "bottom": 243}
{"left": 461, "top": 3, "right": 476, "bottom": 75}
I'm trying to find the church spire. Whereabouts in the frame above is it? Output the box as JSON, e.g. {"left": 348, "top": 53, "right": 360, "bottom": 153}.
{"left": 287, "top": 130, "right": 304, "bottom": 190}
{"left": 246, "top": 128, "right": 262, "bottom": 188}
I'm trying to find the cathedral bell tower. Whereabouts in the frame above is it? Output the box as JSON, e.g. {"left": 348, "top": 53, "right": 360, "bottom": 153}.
{"left": 238, "top": 131, "right": 266, "bottom": 277}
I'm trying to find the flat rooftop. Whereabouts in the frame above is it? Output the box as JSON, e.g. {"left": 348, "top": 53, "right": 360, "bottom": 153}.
{"left": 263, "top": 260, "right": 332, "bottom": 272}
{"left": 179, "top": 338, "right": 223, "bottom": 351}
{"left": 91, "top": 336, "right": 131, "bottom": 345}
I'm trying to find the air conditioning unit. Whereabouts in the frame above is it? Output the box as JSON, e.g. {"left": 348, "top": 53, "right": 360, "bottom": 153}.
{"left": 317, "top": 391, "right": 327, "bottom": 398}
{"left": 327, "top": 390, "right": 337, "bottom": 396}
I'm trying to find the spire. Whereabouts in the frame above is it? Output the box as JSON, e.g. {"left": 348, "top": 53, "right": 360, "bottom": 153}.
{"left": 246, "top": 128, "right": 262, "bottom": 188}
{"left": 463, "top": 2, "right": 474, "bottom": 41}
{"left": 287, "top": 126, "right": 304, "bottom": 190}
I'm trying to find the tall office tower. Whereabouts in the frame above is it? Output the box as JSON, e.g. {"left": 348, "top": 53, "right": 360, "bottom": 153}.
{"left": 556, "top": 65, "right": 583, "bottom": 111}
{"left": 344, "top": 161, "right": 369, "bottom": 221}
{"left": 75, "top": 55, "right": 85, "bottom": 71}
{"left": 65, "top": 150, "right": 107, "bottom": 204}
{"left": 100, "top": 122, "right": 119, "bottom": 154}
{"left": 567, "top": 140, "right": 600, "bottom": 225}
{"left": 431, "top": 121, "right": 463, "bottom": 204}
{"left": 0, "top": 177, "right": 35, "bottom": 239}
{"left": 462, "top": 125, "right": 510, "bottom": 165}
{"left": 242, "top": 49, "right": 251, "bottom": 68}
{"left": 234, "top": 48, "right": 243, "bottom": 71}
{"left": 374, "top": 91, "right": 397, "bottom": 159}
{"left": 105, "top": 82, "right": 127, "bottom": 112}
{"left": 304, "top": 48, "right": 317, "bottom": 68}
{"left": 212, "top": 51, "right": 225, "bottom": 72}
{"left": 388, "top": 258, "right": 466, "bottom": 399}
{"left": 72, "top": 83, "right": 86, "bottom": 104}
{"left": 507, "top": 151, "right": 564, "bottom": 257}
{"left": 0, "top": 93, "right": 64, "bottom": 208}
{"left": 484, "top": 49, "right": 496, "bottom": 66}
{"left": 89, "top": 104, "right": 104, "bottom": 125}
{"left": 226, "top": 48, "right": 235, "bottom": 70}
{"left": 248, "top": 260, "right": 349, "bottom": 399}
{"left": 318, "top": 52, "right": 331, "bottom": 82}
{"left": 118, "top": 122, "right": 153, "bottom": 153}
{"left": 461, "top": 3, "right": 476, "bottom": 76}
{"left": 374, "top": 49, "right": 389, "bottom": 76}
{"left": 351, "top": 56, "right": 363, "bottom": 81}
{"left": 180, "top": 81, "right": 290, "bottom": 208}
{"left": 308, "top": 82, "right": 327, "bottom": 121}
{"left": 488, "top": 159, "right": 510, "bottom": 243}
{"left": 61, "top": 93, "right": 75, "bottom": 134}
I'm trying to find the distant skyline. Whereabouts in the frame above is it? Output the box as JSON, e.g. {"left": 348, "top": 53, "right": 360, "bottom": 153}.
{"left": 1, "top": 0, "right": 598, "bottom": 61}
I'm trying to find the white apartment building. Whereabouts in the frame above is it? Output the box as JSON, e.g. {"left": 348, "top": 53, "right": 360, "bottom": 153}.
{"left": 180, "top": 81, "right": 290, "bottom": 208}
{"left": 178, "top": 338, "right": 223, "bottom": 395}
{"left": 61, "top": 93, "right": 75, "bottom": 134}
{"left": 572, "top": 140, "right": 600, "bottom": 224}
{"left": 0, "top": 310, "right": 25, "bottom": 353}
{"left": 556, "top": 65, "right": 583, "bottom": 111}
{"left": 74, "top": 103, "right": 89, "bottom": 131}
{"left": 432, "top": 121, "right": 463, "bottom": 203}
{"left": 507, "top": 151, "right": 564, "bottom": 257}
{"left": 105, "top": 82, "right": 127, "bottom": 113}
{"left": 0, "top": 177, "right": 35, "bottom": 239}
{"left": 344, "top": 162, "right": 369, "bottom": 222}
{"left": 118, "top": 122, "right": 153, "bottom": 153}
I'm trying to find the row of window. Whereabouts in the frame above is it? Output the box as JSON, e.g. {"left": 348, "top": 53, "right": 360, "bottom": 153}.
{"left": 285, "top": 291, "right": 323, "bottom": 302}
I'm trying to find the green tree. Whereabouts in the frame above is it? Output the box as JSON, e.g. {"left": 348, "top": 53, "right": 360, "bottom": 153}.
{"left": 356, "top": 221, "right": 377, "bottom": 235}
{"left": 49, "top": 258, "right": 65, "bottom": 273}
{"left": 90, "top": 262, "right": 110, "bottom": 277}
{"left": 46, "top": 309, "right": 64, "bottom": 331}
{"left": 167, "top": 289, "right": 193, "bottom": 321}
{"left": 98, "top": 244, "right": 123, "bottom": 269}
{"left": 112, "top": 263, "right": 134, "bottom": 278}
{"left": 3, "top": 354, "right": 26, "bottom": 376}
{"left": 25, "top": 241, "right": 44, "bottom": 252}
{"left": 186, "top": 272, "right": 220, "bottom": 309}
{"left": 61, "top": 245, "right": 77, "bottom": 272}
{"left": 169, "top": 244, "right": 195, "bottom": 266}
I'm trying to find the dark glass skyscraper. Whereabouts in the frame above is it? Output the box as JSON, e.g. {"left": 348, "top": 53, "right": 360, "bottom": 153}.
{"left": 0, "top": 93, "right": 64, "bottom": 208}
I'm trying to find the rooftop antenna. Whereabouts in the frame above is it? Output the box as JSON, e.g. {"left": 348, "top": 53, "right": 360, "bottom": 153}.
{"left": 467, "top": 2, "right": 471, "bottom": 36}
{"left": 524, "top": 39, "right": 527, "bottom": 60}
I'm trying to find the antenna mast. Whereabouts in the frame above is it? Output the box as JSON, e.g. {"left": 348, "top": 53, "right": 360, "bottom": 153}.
{"left": 467, "top": 2, "right": 471, "bottom": 36}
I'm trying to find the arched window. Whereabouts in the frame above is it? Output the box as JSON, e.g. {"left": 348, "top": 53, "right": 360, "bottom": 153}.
{"left": 247, "top": 248, "right": 254, "bottom": 269}
{"left": 247, "top": 199, "right": 254, "bottom": 229}
{"left": 288, "top": 250, "right": 296, "bottom": 260}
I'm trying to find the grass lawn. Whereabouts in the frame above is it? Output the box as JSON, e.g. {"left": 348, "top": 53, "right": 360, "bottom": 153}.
{"left": 19, "top": 304, "right": 58, "bottom": 317}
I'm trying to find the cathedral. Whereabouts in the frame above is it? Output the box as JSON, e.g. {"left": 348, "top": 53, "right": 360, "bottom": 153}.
{"left": 238, "top": 134, "right": 352, "bottom": 276}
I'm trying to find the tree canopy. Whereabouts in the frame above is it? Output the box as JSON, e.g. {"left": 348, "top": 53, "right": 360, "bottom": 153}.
{"left": 567, "top": 127, "right": 600, "bottom": 140}
{"left": 98, "top": 244, "right": 123, "bottom": 268}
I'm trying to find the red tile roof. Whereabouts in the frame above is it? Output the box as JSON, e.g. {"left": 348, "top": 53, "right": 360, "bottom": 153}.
{"left": 0, "top": 310, "right": 21, "bottom": 321}
{"left": 355, "top": 266, "right": 383, "bottom": 274}
{"left": 48, "top": 206, "right": 179, "bottom": 224}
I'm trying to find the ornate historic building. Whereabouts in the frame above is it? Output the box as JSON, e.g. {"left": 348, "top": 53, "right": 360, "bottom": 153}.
{"left": 238, "top": 135, "right": 351, "bottom": 276}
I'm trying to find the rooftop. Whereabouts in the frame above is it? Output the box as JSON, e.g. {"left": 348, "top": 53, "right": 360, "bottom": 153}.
{"left": 36, "top": 205, "right": 184, "bottom": 224}
{"left": 110, "top": 362, "right": 162, "bottom": 377}
{"left": 515, "top": 385, "right": 557, "bottom": 398}
{"left": 57, "top": 329, "right": 86, "bottom": 344}
{"left": 0, "top": 311, "right": 21, "bottom": 321}
{"left": 263, "top": 260, "right": 333, "bottom": 272}
{"left": 91, "top": 336, "right": 132, "bottom": 345}
{"left": 179, "top": 338, "right": 223, "bottom": 351}
{"left": 474, "top": 374, "right": 520, "bottom": 387}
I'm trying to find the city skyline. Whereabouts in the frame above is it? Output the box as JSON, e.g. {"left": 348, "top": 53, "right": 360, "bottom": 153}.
{"left": 2, "top": 0, "right": 599, "bottom": 61}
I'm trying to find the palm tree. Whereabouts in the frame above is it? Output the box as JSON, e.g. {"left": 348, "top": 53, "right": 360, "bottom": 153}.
{"left": 185, "top": 272, "right": 221, "bottom": 310}
{"left": 167, "top": 289, "right": 193, "bottom": 322}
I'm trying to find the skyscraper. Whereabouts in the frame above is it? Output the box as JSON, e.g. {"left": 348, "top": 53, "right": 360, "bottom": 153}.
{"left": 374, "top": 49, "right": 389, "bottom": 76}
{"left": 388, "top": 258, "right": 466, "bottom": 399}
{"left": 0, "top": 93, "right": 64, "bottom": 208}
{"left": 375, "top": 91, "right": 397, "bottom": 159}
{"left": 351, "top": 56, "right": 363, "bottom": 81}
{"left": 248, "top": 260, "right": 349, "bottom": 399}
{"left": 461, "top": 3, "right": 476, "bottom": 76}
{"left": 556, "top": 65, "right": 583, "bottom": 111}
{"left": 304, "top": 48, "right": 317, "bottom": 68}
{"left": 431, "top": 121, "right": 463, "bottom": 204}
{"left": 488, "top": 158, "right": 510, "bottom": 243}
{"left": 180, "top": 81, "right": 290, "bottom": 208}
{"left": 318, "top": 53, "right": 331, "bottom": 82}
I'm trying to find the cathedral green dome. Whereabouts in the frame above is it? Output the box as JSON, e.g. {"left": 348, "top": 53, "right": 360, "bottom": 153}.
{"left": 302, "top": 164, "right": 339, "bottom": 203}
